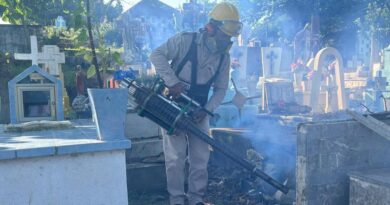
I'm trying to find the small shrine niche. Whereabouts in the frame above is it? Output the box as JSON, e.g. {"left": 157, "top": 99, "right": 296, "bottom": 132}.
{"left": 8, "top": 65, "right": 63, "bottom": 123}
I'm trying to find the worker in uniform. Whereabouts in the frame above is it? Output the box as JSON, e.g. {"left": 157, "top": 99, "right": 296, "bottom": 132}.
{"left": 150, "top": 3, "right": 242, "bottom": 205}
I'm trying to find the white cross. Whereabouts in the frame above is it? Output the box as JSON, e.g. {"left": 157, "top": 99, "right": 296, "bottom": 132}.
{"left": 14, "top": 36, "right": 65, "bottom": 76}
{"left": 40, "top": 45, "right": 65, "bottom": 76}
{"left": 14, "top": 36, "right": 39, "bottom": 65}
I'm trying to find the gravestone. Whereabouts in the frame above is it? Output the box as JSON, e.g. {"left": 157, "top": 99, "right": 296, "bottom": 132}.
{"left": 262, "top": 78, "right": 295, "bottom": 112}
{"left": 234, "top": 46, "right": 262, "bottom": 87}
{"left": 383, "top": 45, "right": 390, "bottom": 93}
{"left": 261, "top": 47, "right": 282, "bottom": 78}
{"left": 14, "top": 36, "right": 65, "bottom": 82}
{"left": 260, "top": 47, "right": 295, "bottom": 112}
{"left": 40, "top": 45, "right": 65, "bottom": 76}
{"left": 280, "top": 46, "right": 294, "bottom": 74}
{"left": 14, "top": 36, "right": 39, "bottom": 65}
{"left": 14, "top": 36, "right": 69, "bottom": 116}
{"left": 309, "top": 47, "right": 347, "bottom": 113}
{"left": 293, "top": 24, "right": 311, "bottom": 64}
{"left": 55, "top": 16, "right": 66, "bottom": 29}
{"left": 8, "top": 65, "right": 63, "bottom": 123}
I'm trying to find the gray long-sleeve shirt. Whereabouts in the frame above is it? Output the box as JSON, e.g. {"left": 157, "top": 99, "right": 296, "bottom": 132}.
{"left": 150, "top": 32, "right": 230, "bottom": 112}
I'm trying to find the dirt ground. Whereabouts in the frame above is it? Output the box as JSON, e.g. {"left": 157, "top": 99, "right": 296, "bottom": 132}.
{"left": 128, "top": 163, "right": 294, "bottom": 205}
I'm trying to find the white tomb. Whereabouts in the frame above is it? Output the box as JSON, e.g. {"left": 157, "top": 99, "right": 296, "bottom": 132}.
{"left": 0, "top": 120, "right": 131, "bottom": 205}
{"left": 1, "top": 88, "right": 131, "bottom": 205}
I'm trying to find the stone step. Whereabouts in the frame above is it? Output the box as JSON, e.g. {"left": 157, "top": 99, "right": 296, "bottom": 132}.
{"left": 126, "top": 162, "right": 166, "bottom": 192}
{"left": 126, "top": 137, "right": 164, "bottom": 163}
{"left": 349, "top": 168, "right": 390, "bottom": 205}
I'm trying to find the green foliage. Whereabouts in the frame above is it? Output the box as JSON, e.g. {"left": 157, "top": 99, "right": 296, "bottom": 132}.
{"left": 224, "top": 0, "right": 390, "bottom": 48}
{"left": 0, "top": 51, "right": 31, "bottom": 86}
{"left": 82, "top": 46, "right": 124, "bottom": 79}
{"left": 225, "top": 0, "right": 313, "bottom": 41}
{"left": 357, "top": 1, "right": 390, "bottom": 37}
{"left": 62, "top": 64, "right": 76, "bottom": 88}
{"left": 87, "top": 65, "right": 96, "bottom": 79}
{"left": 0, "top": 0, "right": 124, "bottom": 91}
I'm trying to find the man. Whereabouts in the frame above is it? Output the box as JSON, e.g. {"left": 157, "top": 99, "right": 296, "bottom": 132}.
{"left": 150, "top": 3, "right": 242, "bottom": 205}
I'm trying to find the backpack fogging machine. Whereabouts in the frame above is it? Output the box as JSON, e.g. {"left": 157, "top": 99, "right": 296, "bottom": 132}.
{"left": 117, "top": 75, "right": 289, "bottom": 194}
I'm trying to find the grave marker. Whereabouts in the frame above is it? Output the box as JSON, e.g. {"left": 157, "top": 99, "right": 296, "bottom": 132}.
{"left": 14, "top": 36, "right": 39, "bottom": 65}
{"left": 8, "top": 65, "right": 63, "bottom": 123}
{"left": 261, "top": 47, "right": 282, "bottom": 78}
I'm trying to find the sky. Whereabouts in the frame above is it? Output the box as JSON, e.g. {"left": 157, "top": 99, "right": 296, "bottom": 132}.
{"left": 120, "top": 0, "right": 187, "bottom": 11}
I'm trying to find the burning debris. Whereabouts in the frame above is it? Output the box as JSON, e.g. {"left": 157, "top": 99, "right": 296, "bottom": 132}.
{"left": 246, "top": 149, "right": 265, "bottom": 170}
{"left": 207, "top": 116, "right": 298, "bottom": 205}
{"left": 205, "top": 148, "right": 295, "bottom": 205}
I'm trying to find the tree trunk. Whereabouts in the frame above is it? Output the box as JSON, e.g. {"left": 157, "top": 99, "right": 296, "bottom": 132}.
{"left": 86, "top": 0, "right": 103, "bottom": 88}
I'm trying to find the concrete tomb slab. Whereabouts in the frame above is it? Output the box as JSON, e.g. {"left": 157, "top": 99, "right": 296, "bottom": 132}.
{"left": 88, "top": 88, "right": 128, "bottom": 140}
{"left": 297, "top": 117, "right": 390, "bottom": 205}
{"left": 349, "top": 168, "right": 390, "bottom": 205}
{"left": 0, "top": 120, "right": 131, "bottom": 205}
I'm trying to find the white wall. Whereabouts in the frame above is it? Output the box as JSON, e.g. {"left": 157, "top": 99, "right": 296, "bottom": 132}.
{"left": 0, "top": 150, "right": 128, "bottom": 205}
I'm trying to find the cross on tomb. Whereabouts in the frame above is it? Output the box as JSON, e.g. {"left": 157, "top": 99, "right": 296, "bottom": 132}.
{"left": 14, "top": 36, "right": 39, "bottom": 65}
{"left": 14, "top": 36, "right": 65, "bottom": 76}
{"left": 41, "top": 45, "right": 65, "bottom": 76}
{"left": 266, "top": 50, "right": 278, "bottom": 75}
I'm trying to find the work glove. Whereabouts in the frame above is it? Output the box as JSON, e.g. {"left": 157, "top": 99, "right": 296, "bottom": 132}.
{"left": 191, "top": 108, "right": 208, "bottom": 123}
{"left": 168, "top": 82, "right": 187, "bottom": 99}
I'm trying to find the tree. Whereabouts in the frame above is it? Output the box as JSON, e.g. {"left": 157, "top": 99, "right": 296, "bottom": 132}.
{"left": 85, "top": 0, "right": 103, "bottom": 88}
{"left": 356, "top": 1, "right": 390, "bottom": 44}
{"left": 0, "top": 0, "right": 124, "bottom": 88}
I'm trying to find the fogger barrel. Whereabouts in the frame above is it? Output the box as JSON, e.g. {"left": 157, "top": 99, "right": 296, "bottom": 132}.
{"left": 120, "top": 78, "right": 289, "bottom": 194}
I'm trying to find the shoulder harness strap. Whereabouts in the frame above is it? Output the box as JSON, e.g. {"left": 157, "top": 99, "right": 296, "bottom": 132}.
{"left": 174, "top": 33, "right": 197, "bottom": 77}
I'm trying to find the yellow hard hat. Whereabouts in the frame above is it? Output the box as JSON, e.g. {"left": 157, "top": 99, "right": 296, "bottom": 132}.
{"left": 209, "top": 2, "right": 242, "bottom": 37}
{"left": 209, "top": 2, "right": 240, "bottom": 22}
